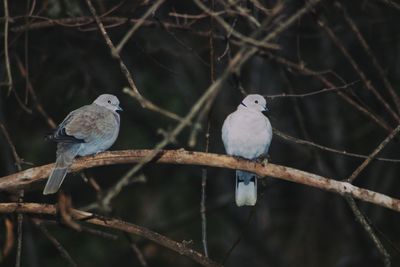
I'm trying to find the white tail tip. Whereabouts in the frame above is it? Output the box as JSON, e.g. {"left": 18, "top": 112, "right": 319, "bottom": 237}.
{"left": 235, "top": 181, "right": 257, "bottom": 206}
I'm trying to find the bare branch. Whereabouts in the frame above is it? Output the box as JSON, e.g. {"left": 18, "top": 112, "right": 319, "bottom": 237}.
{"left": 0, "top": 149, "right": 400, "bottom": 212}
{"left": 345, "top": 197, "right": 391, "bottom": 267}
{"left": 264, "top": 80, "right": 360, "bottom": 99}
{"left": 274, "top": 129, "right": 400, "bottom": 163}
{"left": 316, "top": 16, "right": 400, "bottom": 124}
{"left": 347, "top": 124, "right": 400, "bottom": 183}
{"left": 32, "top": 219, "right": 78, "bottom": 267}
{"left": 335, "top": 1, "right": 400, "bottom": 114}
{"left": 0, "top": 203, "right": 220, "bottom": 267}
{"left": 85, "top": 0, "right": 185, "bottom": 122}
{"left": 115, "top": 0, "right": 165, "bottom": 54}
{"left": 265, "top": 52, "right": 394, "bottom": 133}
{"left": 2, "top": 0, "right": 13, "bottom": 93}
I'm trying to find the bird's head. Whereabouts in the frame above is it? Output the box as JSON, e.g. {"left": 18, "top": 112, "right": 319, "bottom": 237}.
{"left": 94, "top": 94, "right": 123, "bottom": 113}
{"left": 240, "top": 94, "right": 268, "bottom": 112}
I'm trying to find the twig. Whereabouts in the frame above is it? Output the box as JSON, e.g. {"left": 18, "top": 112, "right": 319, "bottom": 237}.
{"left": 335, "top": 2, "right": 400, "bottom": 114}
{"left": 0, "top": 203, "right": 220, "bottom": 267}
{"left": 193, "top": 0, "right": 279, "bottom": 50}
{"left": 316, "top": 16, "right": 400, "bottom": 124}
{"left": 0, "top": 121, "right": 24, "bottom": 267}
{"left": 16, "top": 212, "right": 23, "bottom": 267}
{"left": 125, "top": 234, "right": 148, "bottom": 267}
{"left": 378, "top": 0, "right": 400, "bottom": 10}
{"left": 0, "top": 123, "right": 23, "bottom": 169}
{"left": 265, "top": 52, "right": 394, "bottom": 133}
{"left": 31, "top": 218, "right": 78, "bottom": 267}
{"left": 115, "top": 0, "right": 165, "bottom": 54}
{"left": 200, "top": 1, "right": 215, "bottom": 257}
{"left": 1, "top": 149, "right": 400, "bottom": 212}
{"left": 274, "top": 128, "right": 400, "bottom": 163}
{"left": 347, "top": 124, "right": 400, "bottom": 183}
{"left": 3, "top": 0, "right": 13, "bottom": 93}
{"left": 11, "top": 16, "right": 192, "bottom": 33}
{"left": 15, "top": 57, "right": 57, "bottom": 129}
{"left": 345, "top": 196, "right": 391, "bottom": 267}
{"left": 264, "top": 80, "right": 359, "bottom": 99}
{"left": 222, "top": 203, "right": 258, "bottom": 264}
{"left": 85, "top": 0, "right": 185, "bottom": 123}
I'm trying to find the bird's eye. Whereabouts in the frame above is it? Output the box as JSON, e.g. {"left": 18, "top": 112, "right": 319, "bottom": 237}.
{"left": 108, "top": 100, "right": 111, "bottom": 104}
{"left": 255, "top": 100, "right": 258, "bottom": 104}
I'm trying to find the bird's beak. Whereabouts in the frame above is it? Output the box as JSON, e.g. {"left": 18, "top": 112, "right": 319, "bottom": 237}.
{"left": 117, "top": 106, "right": 123, "bottom": 112}
{"left": 263, "top": 106, "right": 268, "bottom": 112}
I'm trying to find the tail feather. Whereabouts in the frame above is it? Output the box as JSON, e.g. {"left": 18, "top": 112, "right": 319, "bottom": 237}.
{"left": 235, "top": 170, "right": 257, "bottom": 206}
{"left": 43, "top": 167, "right": 69, "bottom": 195}
{"left": 43, "top": 144, "right": 80, "bottom": 195}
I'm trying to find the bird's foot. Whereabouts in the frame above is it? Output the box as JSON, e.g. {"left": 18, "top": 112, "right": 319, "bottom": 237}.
{"left": 233, "top": 155, "right": 247, "bottom": 161}
{"left": 256, "top": 154, "right": 270, "bottom": 166}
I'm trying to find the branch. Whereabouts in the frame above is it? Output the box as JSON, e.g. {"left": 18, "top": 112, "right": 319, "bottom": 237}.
{"left": 0, "top": 203, "right": 220, "bottom": 267}
{"left": 115, "top": 0, "right": 165, "bottom": 54}
{"left": 85, "top": 0, "right": 185, "bottom": 123}
{"left": 1, "top": 150, "right": 400, "bottom": 212}
{"left": 3, "top": 0, "right": 13, "bottom": 93}
{"left": 347, "top": 124, "right": 400, "bottom": 182}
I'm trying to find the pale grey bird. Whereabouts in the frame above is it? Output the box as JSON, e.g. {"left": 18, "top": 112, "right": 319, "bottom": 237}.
{"left": 222, "top": 94, "right": 272, "bottom": 206}
{"left": 43, "top": 94, "right": 122, "bottom": 195}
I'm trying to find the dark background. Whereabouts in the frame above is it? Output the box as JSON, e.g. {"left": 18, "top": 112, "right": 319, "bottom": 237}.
{"left": 1, "top": 0, "right": 400, "bottom": 266}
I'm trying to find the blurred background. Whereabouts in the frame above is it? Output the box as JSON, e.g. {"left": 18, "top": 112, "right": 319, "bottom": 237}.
{"left": 1, "top": 0, "right": 400, "bottom": 266}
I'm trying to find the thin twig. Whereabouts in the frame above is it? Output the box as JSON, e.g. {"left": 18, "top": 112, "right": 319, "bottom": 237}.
{"left": 335, "top": 2, "right": 400, "bottom": 114}
{"left": 316, "top": 16, "right": 400, "bottom": 124}
{"left": 200, "top": 1, "right": 215, "bottom": 257}
{"left": 3, "top": 0, "right": 13, "bottom": 93}
{"left": 193, "top": 0, "right": 279, "bottom": 50}
{"left": 115, "top": 0, "right": 165, "bottom": 54}
{"left": 347, "top": 124, "right": 400, "bottom": 183}
{"left": 31, "top": 219, "right": 78, "bottom": 267}
{"left": 264, "top": 52, "right": 394, "bottom": 133}
{"left": 274, "top": 128, "right": 400, "bottom": 163}
{"left": 222, "top": 203, "right": 258, "bottom": 264}
{"left": 125, "top": 233, "right": 148, "bottom": 267}
{"left": 345, "top": 196, "right": 391, "bottom": 267}
{"left": 0, "top": 123, "right": 23, "bottom": 168}
{"left": 15, "top": 57, "right": 57, "bottom": 129}
{"left": 15, "top": 213, "right": 23, "bottom": 267}
{"left": 85, "top": 0, "right": 185, "bottom": 123}
{"left": 264, "top": 80, "right": 359, "bottom": 99}
{"left": 11, "top": 16, "right": 192, "bottom": 32}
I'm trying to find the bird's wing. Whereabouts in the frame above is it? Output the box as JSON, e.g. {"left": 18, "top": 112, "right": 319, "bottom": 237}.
{"left": 66, "top": 104, "right": 116, "bottom": 143}
{"left": 48, "top": 106, "right": 89, "bottom": 143}
{"left": 49, "top": 104, "right": 115, "bottom": 143}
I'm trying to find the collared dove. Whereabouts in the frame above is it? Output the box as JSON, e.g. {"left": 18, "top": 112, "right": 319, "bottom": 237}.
{"left": 222, "top": 94, "right": 272, "bottom": 206}
{"left": 43, "top": 94, "right": 122, "bottom": 195}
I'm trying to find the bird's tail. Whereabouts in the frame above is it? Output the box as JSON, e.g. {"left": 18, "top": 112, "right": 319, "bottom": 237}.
{"left": 235, "top": 170, "right": 257, "bottom": 206}
{"left": 43, "top": 144, "right": 80, "bottom": 195}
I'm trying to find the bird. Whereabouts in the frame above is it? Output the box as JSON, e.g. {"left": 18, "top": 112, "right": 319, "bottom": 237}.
{"left": 43, "top": 94, "right": 122, "bottom": 195}
{"left": 221, "top": 94, "right": 272, "bottom": 206}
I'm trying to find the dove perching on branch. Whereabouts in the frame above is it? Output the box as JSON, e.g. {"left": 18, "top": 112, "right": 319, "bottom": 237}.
{"left": 222, "top": 94, "right": 272, "bottom": 206}
{"left": 43, "top": 94, "right": 122, "bottom": 195}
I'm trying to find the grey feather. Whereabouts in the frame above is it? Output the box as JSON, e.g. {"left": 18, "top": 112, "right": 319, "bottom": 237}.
{"left": 43, "top": 144, "right": 80, "bottom": 195}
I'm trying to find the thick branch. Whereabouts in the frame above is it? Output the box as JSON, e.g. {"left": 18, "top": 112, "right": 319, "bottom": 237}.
{"left": 0, "top": 203, "right": 219, "bottom": 267}
{"left": 1, "top": 150, "right": 400, "bottom": 212}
